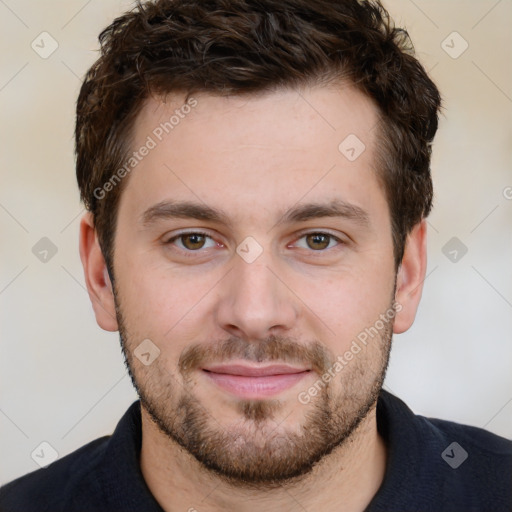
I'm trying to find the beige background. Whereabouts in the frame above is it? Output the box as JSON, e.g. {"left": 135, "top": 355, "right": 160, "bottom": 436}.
{"left": 1, "top": 0, "right": 511, "bottom": 484}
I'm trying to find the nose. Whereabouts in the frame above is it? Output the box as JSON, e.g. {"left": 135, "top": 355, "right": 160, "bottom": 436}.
{"left": 215, "top": 250, "right": 298, "bottom": 341}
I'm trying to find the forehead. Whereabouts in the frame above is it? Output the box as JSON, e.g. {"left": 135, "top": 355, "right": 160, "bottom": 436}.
{"left": 118, "top": 85, "right": 385, "bottom": 226}
{"left": 135, "top": 84, "right": 378, "bottom": 153}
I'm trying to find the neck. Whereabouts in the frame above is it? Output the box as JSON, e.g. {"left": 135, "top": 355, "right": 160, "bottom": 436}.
{"left": 140, "top": 403, "right": 387, "bottom": 512}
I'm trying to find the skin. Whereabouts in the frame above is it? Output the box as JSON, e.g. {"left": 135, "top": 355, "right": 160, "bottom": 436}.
{"left": 80, "top": 84, "right": 427, "bottom": 512}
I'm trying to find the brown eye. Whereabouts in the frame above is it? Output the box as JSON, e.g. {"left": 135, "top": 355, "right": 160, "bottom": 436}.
{"left": 166, "top": 231, "right": 216, "bottom": 252}
{"left": 305, "top": 233, "right": 332, "bottom": 250}
{"left": 180, "top": 233, "right": 207, "bottom": 250}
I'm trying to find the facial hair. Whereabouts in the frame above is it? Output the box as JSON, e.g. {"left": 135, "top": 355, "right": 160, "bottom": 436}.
{"left": 115, "top": 286, "right": 394, "bottom": 489}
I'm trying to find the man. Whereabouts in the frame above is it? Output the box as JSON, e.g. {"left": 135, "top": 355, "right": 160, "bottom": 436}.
{"left": 1, "top": 0, "right": 510, "bottom": 510}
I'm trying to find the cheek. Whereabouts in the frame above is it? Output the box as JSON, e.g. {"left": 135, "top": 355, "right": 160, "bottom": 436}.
{"left": 115, "top": 258, "right": 220, "bottom": 345}
{"left": 293, "top": 266, "right": 395, "bottom": 352}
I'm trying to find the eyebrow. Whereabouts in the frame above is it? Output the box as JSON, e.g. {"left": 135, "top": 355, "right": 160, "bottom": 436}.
{"left": 276, "top": 199, "right": 370, "bottom": 228}
{"left": 140, "top": 198, "right": 370, "bottom": 229}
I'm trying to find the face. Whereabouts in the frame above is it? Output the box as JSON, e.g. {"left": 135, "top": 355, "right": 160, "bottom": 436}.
{"left": 109, "top": 85, "right": 399, "bottom": 485}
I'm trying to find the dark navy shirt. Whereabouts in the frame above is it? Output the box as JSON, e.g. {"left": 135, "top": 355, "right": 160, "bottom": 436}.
{"left": 1, "top": 390, "right": 511, "bottom": 511}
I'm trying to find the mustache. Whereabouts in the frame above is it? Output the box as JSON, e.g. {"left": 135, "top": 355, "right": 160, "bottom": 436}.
{"left": 178, "top": 334, "right": 334, "bottom": 376}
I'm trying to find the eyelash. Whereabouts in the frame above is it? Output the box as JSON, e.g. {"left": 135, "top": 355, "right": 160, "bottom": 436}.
{"left": 164, "top": 230, "right": 344, "bottom": 257}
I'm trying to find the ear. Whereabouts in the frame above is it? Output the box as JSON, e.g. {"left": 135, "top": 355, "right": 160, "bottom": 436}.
{"left": 79, "top": 212, "right": 118, "bottom": 332}
{"left": 393, "top": 220, "right": 428, "bottom": 334}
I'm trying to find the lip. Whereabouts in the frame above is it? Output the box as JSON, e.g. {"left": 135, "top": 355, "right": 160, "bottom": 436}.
{"left": 203, "top": 363, "right": 309, "bottom": 377}
{"left": 202, "top": 363, "right": 311, "bottom": 399}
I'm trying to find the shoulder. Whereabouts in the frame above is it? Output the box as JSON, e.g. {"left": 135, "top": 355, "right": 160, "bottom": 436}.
{"left": 0, "top": 436, "right": 110, "bottom": 512}
{"left": 374, "top": 390, "right": 512, "bottom": 511}
{"left": 423, "top": 413, "right": 512, "bottom": 476}
{"left": 421, "top": 414, "right": 512, "bottom": 509}
{"left": 380, "top": 389, "right": 512, "bottom": 463}
{"left": 425, "top": 413, "right": 512, "bottom": 456}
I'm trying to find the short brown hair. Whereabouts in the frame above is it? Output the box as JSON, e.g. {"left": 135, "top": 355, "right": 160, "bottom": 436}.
{"left": 76, "top": 0, "right": 441, "bottom": 274}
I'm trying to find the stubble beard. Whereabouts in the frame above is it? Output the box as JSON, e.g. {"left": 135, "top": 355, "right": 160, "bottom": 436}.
{"left": 115, "top": 289, "right": 394, "bottom": 488}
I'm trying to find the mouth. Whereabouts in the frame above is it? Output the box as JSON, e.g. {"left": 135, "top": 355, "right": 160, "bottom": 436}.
{"left": 201, "top": 363, "right": 312, "bottom": 399}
